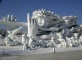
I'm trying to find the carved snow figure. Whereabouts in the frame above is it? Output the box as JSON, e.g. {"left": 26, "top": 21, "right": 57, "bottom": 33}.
{"left": 23, "top": 43, "right": 28, "bottom": 50}
{"left": 0, "top": 34, "right": 3, "bottom": 45}
{"left": 5, "top": 37, "right": 9, "bottom": 46}
{"left": 74, "top": 33, "right": 78, "bottom": 39}
{"left": 4, "top": 26, "right": 23, "bottom": 46}
{"left": 56, "top": 33, "right": 66, "bottom": 47}
{"left": 56, "top": 33, "right": 64, "bottom": 42}
{"left": 22, "top": 34, "right": 29, "bottom": 50}
{"left": 56, "top": 33, "right": 62, "bottom": 39}
{"left": 60, "top": 40, "right": 66, "bottom": 48}
{"left": 47, "top": 34, "right": 55, "bottom": 47}
{"left": 5, "top": 37, "right": 15, "bottom": 46}
{"left": 5, "top": 26, "right": 23, "bottom": 46}
{"left": 48, "top": 33, "right": 58, "bottom": 47}
{"left": 50, "top": 34, "right": 55, "bottom": 47}
{"left": 65, "top": 36, "right": 72, "bottom": 47}
{"left": 28, "top": 37, "right": 33, "bottom": 49}
{"left": 22, "top": 34, "right": 27, "bottom": 45}
{"left": 70, "top": 36, "right": 75, "bottom": 43}
{"left": 0, "top": 34, "right": 2, "bottom": 39}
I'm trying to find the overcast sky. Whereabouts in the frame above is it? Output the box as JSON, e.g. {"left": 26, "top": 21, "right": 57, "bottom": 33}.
{"left": 0, "top": 0, "right": 82, "bottom": 24}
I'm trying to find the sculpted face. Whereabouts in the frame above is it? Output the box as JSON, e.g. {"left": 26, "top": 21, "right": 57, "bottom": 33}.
{"left": 37, "top": 18, "right": 45, "bottom": 26}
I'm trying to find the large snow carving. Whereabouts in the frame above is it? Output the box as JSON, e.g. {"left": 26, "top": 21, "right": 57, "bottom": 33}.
{"left": 30, "top": 9, "right": 82, "bottom": 48}
{"left": 0, "top": 9, "right": 82, "bottom": 49}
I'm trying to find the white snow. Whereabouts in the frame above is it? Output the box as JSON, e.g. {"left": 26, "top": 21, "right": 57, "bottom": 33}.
{"left": 0, "top": 46, "right": 82, "bottom": 55}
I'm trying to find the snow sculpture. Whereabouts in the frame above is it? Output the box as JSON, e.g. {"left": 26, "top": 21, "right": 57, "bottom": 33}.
{"left": 0, "top": 34, "right": 2, "bottom": 39}
{"left": 61, "top": 40, "right": 66, "bottom": 47}
{"left": 70, "top": 36, "right": 75, "bottom": 43}
{"left": 27, "top": 13, "right": 39, "bottom": 49}
{"left": 5, "top": 37, "right": 16, "bottom": 46}
{"left": 32, "top": 9, "right": 57, "bottom": 27}
{"left": 79, "top": 35, "right": 82, "bottom": 40}
{"left": 23, "top": 43, "right": 28, "bottom": 50}
{"left": 0, "top": 9, "right": 82, "bottom": 49}
{"left": 0, "top": 34, "right": 3, "bottom": 45}
{"left": 27, "top": 9, "right": 82, "bottom": 48}
{"left": 50, "top": 34, "right": 55, "bottom": 47}
{"left": 28, "top": 37, "right": 33, "bottom": 49}
{"left": 66, "top": 36, "right": 72, "bottom": 47}
{"left": 7, "top": 26, "right": 23, "bottom": 39}
{"left": 27, "top": 13, "right": 38, "bottom": 38}
{"left": 7, "top": 14, "right": 16, "bottom": 22}
{"left": 22, "top": 34, "right": 27, "bottom": 45}
{"left": 47, "top": 33, "right": 57, "bottom": 47}
{"left": 4, "top": 26, "right": 23, "bottom": 46}
{"left": 74, "top": 33, "right": 78, "bottom": 39}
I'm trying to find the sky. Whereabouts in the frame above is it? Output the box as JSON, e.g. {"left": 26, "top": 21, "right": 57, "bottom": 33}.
{"left": 0, "top": 0, "right": 82, "bottom": 24}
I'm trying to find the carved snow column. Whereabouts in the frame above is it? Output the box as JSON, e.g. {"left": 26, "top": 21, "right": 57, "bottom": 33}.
{"left": 27, "top": 13, "right": 31, "bottom": 37}
{"left": 11, "top": 15, "right": 14, "bottom": 21}
{"left": 7, "top": 14, "right": 11, "bottom": 21}
{"left": 27, "top": 13, "right": 32, "bottom": 49}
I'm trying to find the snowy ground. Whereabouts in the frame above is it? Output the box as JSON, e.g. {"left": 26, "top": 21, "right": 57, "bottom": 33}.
{"left": 0, "top": 46, "right": 82, "bottom": 55}
{"left": 1, "top": 50, "right": 82, "bottom": 60}
{"left": 0, "top": 46, "right": 53, "bottom": 55}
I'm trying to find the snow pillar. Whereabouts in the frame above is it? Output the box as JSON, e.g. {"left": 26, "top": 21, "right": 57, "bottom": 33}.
{"left": 27, "top": 13, "right": 31, "bottom": 37}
